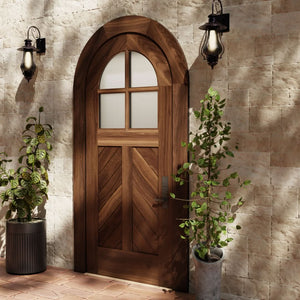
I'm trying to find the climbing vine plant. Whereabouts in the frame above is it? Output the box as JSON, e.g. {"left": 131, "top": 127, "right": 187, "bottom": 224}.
{"left": 0, "top": 107, "right": 53, "bottom": 222}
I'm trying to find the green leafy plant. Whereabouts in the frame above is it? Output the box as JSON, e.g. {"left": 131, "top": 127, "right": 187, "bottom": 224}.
{"left": 171, "top": 88, "right": 250, "bottom": 262}
{"left": 0, "top": 107, "right": 53, "bottom": 222}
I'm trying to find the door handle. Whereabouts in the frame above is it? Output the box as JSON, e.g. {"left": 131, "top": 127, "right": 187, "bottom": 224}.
{"left": 153, "top": 176, "right": 168, "bottom": 208}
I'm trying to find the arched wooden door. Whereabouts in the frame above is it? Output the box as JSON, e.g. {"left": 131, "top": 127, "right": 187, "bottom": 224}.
{"left": 73, "top": 16, "right": 189, "bottom": 291}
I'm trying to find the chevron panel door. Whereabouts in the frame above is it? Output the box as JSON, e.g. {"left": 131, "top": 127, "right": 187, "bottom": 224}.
{"left": 83, "top": 26, "right": 188, "bottom": 290}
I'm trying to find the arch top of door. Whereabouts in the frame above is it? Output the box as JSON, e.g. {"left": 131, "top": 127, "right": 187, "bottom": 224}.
{"left": 75, "top": 15, "right": 188, "bottom": 86}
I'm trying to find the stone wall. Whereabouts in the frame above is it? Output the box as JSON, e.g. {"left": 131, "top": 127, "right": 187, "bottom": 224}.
{"left": 0, "top": 0, "right": 299, "bottom": 299}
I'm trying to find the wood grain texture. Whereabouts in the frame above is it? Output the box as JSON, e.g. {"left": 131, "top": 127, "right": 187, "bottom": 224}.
{"left": 97, "top": 247, "right": 159, "bottom": 285}
{"left": 73, "top": 16, "right": 189, "bottom": 291}
{"left": 132, "top": 147, "right": 159, "bottom": 255}
{"left": 98, "top": 147, "right": 122, "bottom": 249}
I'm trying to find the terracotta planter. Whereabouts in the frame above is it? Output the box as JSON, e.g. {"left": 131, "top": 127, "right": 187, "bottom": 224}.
{"left": 6, "top": 218, "right": 46, "bottom": 274}
{"left": 192, "top": 245, "right": 224, "bottom": 300}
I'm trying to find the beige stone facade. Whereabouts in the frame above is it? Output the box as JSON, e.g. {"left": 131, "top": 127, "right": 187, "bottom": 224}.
{"left": 0, "top": 0, "right": 300, "bottom": 299}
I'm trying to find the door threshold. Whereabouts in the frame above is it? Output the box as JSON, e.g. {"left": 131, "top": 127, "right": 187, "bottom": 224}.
{"left": 84, "top": 272, "right": 172, "bottom": 292}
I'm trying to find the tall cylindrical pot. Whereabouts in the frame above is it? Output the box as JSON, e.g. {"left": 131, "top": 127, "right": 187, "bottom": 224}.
{"left": 192, "top": 245, "right": 224, "bottom": 300}
{"left": 6, "top": 218, "right": 47, "bottom": 274}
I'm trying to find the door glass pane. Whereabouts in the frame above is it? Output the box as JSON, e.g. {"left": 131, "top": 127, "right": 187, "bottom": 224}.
{"left": 130, "top": 92, "right": 158, "bottom": 128}
{"left": 99, "top": 93, "right": 125, "bottom": 128}
{"left": 130, "top": 52, "right": 157, "bottom": 87}
{"left": 100, "top": 52, "right": 125, "bottom": 89}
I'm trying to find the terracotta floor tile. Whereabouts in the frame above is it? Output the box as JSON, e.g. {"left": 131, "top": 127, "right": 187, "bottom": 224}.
{"left": 0, "top": 258, "right": 193, "bottom": 299}
{"left": 62, "top": 276, "right": 113, "bottom": 292}
{"left": 88, "top": 295, "right": 117, "bottom": 300}
{"left": 11, "top": 292, "right": 40, "bottom": 299}
{"left": 59, "top": 296, "right": 86, "bottom": 300}
{"left": 60, "top": 287, "right": 95, "bottom": 298}
{"left": 0, "top": 286, "right": 20, "bottom": 297}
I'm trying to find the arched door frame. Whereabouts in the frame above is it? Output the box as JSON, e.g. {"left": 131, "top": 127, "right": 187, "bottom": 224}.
{"left": 73, "top": 15, "right": 189, "bottom": 290}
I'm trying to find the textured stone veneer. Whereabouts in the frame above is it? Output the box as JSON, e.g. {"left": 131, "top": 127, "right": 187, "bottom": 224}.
{"left": 0, "top": 0, "right": 300, "bottom": 299}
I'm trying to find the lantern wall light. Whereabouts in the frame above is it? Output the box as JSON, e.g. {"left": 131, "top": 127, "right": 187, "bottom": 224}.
{"left": 199, "top": 0, "right": 230, "bottom": 69}
{"left": 18, "top": 26, "right": 46, "bottom": 82}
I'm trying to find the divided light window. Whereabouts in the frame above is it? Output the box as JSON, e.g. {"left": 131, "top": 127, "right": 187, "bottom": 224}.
{"left": 99, "top": 51, "right": 158, "bottom": 129}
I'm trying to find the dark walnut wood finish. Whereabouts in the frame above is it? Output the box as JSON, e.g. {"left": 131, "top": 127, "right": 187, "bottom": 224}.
{"left": 73, "top": 16, "right": 189, "bottom": 291}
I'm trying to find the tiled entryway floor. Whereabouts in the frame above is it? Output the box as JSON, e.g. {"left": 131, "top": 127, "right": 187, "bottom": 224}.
{"left": 0, "top": 259, "right": 194, "bottom": 299}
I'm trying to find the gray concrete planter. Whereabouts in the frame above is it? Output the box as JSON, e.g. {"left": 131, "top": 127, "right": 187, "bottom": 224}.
{"left": 192, "top": 245, "right": 224, "bottom": 300}
{"left": 6, "top": 218, "right": 46, "bottom": 274}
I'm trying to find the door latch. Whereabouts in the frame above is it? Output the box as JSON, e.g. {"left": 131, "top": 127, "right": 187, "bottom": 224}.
{"left": 153, "top": 176, "right": 168, "bottom": 208}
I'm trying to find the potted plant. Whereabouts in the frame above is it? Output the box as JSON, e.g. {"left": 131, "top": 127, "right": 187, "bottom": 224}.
{"left": 0, "top": 107, "right": 53, "bottom": 274}
{"left": 170, "top": 88, "right": 250, "bottom": 300}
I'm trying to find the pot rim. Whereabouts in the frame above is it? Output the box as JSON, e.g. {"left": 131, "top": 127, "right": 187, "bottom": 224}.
{"left": 192, "top": 245, "right": 225, "bottom": 264}
{"left": 7, "top": 218, "right": 46, "bottom": 224}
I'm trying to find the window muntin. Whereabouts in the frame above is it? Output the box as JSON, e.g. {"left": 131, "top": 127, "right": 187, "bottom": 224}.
{"left": 99, "top": 51, "right": 158, "bottom": 129}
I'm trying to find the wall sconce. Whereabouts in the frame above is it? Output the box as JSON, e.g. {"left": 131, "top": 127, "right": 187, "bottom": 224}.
{"left": 18, "top": 26, "right": 46, "bottom": 82}
{"left": 199, "top": 0, "right": 230, "bottom": 69}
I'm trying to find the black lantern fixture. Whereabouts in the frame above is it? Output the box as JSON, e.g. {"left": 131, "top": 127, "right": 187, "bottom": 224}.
{"left": 18, "top": 26, "right": 46, "bottom": 82}
{"left": 199, "top": 0, "right": 230, "bottom": 69}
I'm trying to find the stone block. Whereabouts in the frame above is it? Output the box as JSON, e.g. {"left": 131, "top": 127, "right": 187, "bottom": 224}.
{"left": 271, "top": 132, "right": 300, "bottom": 154}
{"left": 233, "top": 213, "right": 271, "bottom": 241}
{"left": 221, "top": 275, "right": 244, "bottom": 297}
{"left": 249, "top": 254, "right": 280, "bottom": 282}
{"left": 228, "top": 152, "right": 270, "bottom": 186}
{"left": 255, "top": 34, "right": 273, "bottom": 57}
{"left": 226, "top": 234, "right": 248, "bottom": 253}
{"left": 281, "top": 106, "right": 300, "bottom": 135}
{"left": 273, "top": 34, "right": 300, "bottom": 65}
{"left": 248, "top": 237, "right": 271, "bottom": 256}
{"left": 224, "top": 250, "right": 248, "bottom": 277}
{"left": 272, "top": 217, "right": 300, "bottom": 244}
{"left": 254, "top": 196, "right": 272, "bottom": 212}
{"left": 229, "top": 133, "right": 270, "bottom": 153}
{"left": 271, "top": 167, "right": 300, "bottom": 187}
{"left": 228, "top": 2, "right": 271, "bottom": 37}
{"left": 228, "top": 65, "right": 272, "bottom": 90}
{"left": 249, "top": 88, "right": 272, "bottom": 107}
{"left": 287, "top": 243, "right": 300, "bottom": 259}
{"left": 228, "top": 89, "right": 249, "bottom": 107}
{"left": 271, "top": 240, "right": 289, "bottom": 258}
{"left": 227, "top": 38, "right": 255, "bottom": 67}
{"left": 44, "top": 0, "right": 83, "bottom": 17}
{"left": 270, "top": 284, "right": 300, "bottom": 300}
{"left": 272, "top": 12, "right": 300, "bottom": 34}
{"left": 224, "top": 107, "right": 249, "bottom": 132}
{"left": 271, "top": 152, "right": 300, "bottom": 168}
{"left": 177, "top": 25, "right": 194, "bottom": 44}
{"left": 249, "top": 107, "right": 281, "bottom": 133}
{"left": 178, "top": 4, "right": 206, "bottom": 27}
{"left": 280, "top": 258, "right": 300, "bottom": 285}
{"left": 53, "top": 173, "right": 72, "bottom": 197}
{"left": 272, "top": 88, "right": 293, "bottom": 106}
{"left": 273, "top": 63, "right": 300, "bottom": 89}
{"left": 290, "top": 89, "right": 300, "bottom": 105}
{"left": 243, "top": 278, "right": 269, "bottom": 300}
{"left": 272, "top": 0, "right": 300, "bottom": 14}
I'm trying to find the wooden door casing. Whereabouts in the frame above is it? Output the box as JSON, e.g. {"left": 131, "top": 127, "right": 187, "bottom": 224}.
{"left": 74, "top": 16, "right": 189, "bottom": 291}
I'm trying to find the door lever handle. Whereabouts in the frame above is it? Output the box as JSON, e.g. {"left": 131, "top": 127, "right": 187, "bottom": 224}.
{"left": 153, "top": 176, "right": 168, "bottom": 208}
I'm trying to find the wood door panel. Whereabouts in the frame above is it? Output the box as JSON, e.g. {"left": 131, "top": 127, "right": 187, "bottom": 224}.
{"left": 98, "top": 146, "right": 122, "bottom": 249}
{"left": 132, "top": 147, "right": 159, "bottom": 255}
{"left": 97, "top": 247, "right": 159, "bottom": 285}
